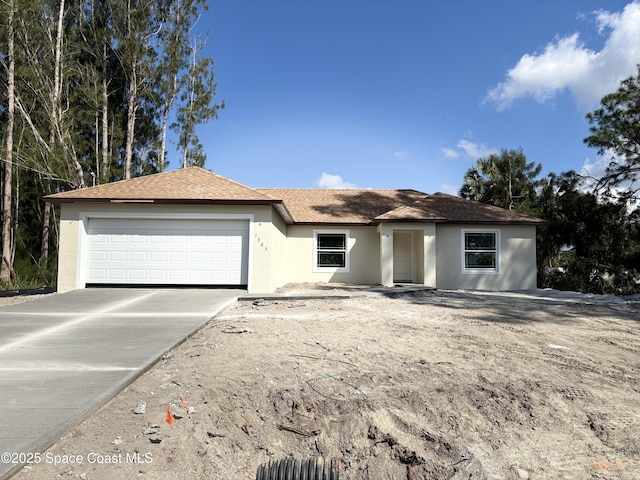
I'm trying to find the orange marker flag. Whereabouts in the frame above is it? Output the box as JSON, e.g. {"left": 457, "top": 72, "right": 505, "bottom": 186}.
{"left": 166, "top": 405, "right": 175, "bottom": 425}
{"left": 179, "top": 396, "right": 191, "bottom": 409}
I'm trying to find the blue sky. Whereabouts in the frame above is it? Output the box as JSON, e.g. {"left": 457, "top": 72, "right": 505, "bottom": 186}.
{"left": 183, "top": 0, "right": 640, "bottom": 194}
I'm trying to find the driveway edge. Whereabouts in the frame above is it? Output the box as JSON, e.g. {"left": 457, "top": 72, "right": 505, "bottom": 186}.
{"left": 1, "top": 295, "right": 238, "bottom": 480}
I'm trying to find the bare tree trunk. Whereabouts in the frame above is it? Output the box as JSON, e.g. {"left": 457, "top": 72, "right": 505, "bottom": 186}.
{"left": 94, "top": 114, "right": 99, "bottom": 182}
{"left": 41, "top": 201, "right": 51, "bottom": 268}
{"left": 159, "top": 73, "right": 177, "bottom": 172}
{"left": 53, "top": 0, "right": 85, "bottom": 188}
{"left": 50, "top": 0, "right": 65, "bottom": 146}
{"left": 68, "top": 144, "right": 85, "bottom": 188}
{"left": 101, "top": 44, "right": 110, "bottom": 182}
{"left": 13, "top": 173, "right": 19, "bottom": 268}
{"left": 1, "top": 0, "right": 16, "bottom": 283}
{"left": 124, "top": 59, "right": 137, "bottom": 180}
{"left": 123, "top": 0, "right": 138, "bottom": 181}
{"left": 182, "top": 40, "right": 196, "bottom": 169}
{"left": 182, "top": 139, "right": 188, "bottom": 169}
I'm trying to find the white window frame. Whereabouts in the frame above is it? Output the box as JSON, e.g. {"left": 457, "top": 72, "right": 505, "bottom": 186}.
{"left": 313, "top": 229, "right": 350, "bottom": 273}
{"left": 461, "top": 229, "right": 500, "bottom": 275}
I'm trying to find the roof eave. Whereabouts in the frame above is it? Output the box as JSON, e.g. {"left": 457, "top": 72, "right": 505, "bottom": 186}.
{"left": 440, "top": 219, "right": 547, "bottom": 225}
{"left": 45, "top": 197, "right": 281, "bottom": 206}
{"left": 375, "top": 218, "right": 546, "bottom": 225}
{"left": 291, "top": 221, "right": 374, "bottom": 226}
{"left": 374, "top": 217, "right": 446, "bottom": 224}
{"left": 272, "top": 203, "right": 294, "bottom": 224}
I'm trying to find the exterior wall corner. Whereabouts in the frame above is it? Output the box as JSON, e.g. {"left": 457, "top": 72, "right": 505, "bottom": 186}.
{"left": 379, "top": 225, "right": 394, "bottom": 286}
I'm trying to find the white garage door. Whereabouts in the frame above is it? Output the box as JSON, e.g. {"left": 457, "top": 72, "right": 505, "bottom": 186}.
{"left": 85, "top": 218, "right": 249, "bottom": 286}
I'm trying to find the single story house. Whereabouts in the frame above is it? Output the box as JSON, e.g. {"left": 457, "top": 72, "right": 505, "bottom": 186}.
{"left": 45, "top": 166, "right": 545, "bottom": 293}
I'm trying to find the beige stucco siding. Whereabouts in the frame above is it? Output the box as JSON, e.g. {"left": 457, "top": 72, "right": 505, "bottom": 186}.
{"left": 57, "top": 207, "right": 82, "bottom": 294}
{"left": 263, "top": 209, "right": 289, "bottom": 292}
{"left": 56, "top": 201, "right": 539, "bottom": 294}
{"left": 378, "top": 223, "right": 436, "bottom": 288}
{"left": 435, "top": 224, "right": 537, "bottom": 290}
{"left": 56, "top": 203, "right": 280, "bottom": 293}
{"left": 283, "top": 225, "right": 380, "bottom": 285}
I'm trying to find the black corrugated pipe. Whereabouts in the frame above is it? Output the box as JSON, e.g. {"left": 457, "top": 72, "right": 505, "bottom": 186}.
{"left": 255, "top": 456, "right": 339, "bottom": 480}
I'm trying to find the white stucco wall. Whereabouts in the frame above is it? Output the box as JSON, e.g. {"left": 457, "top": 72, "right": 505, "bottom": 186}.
{"left": 56, "top": 203, "right": 280, "bottom": 293}
{"left": 435, "top": 224, "right": 538, "bottom": 290}
{"left": 282, "top": 225, "right": 381, "bottom": 285}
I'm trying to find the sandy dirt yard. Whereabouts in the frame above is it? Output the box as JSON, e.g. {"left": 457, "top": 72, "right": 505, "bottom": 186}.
{"left": 10, "top": 285, "right": 640, "bottom": 480}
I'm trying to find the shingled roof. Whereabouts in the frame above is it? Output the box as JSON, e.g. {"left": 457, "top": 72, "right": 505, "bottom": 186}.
{"left": 45, "top": 167, "right": 276, "bottom": 204}
{"left": 45, "top": 167, "right": 544, "bottom": 225}
{"left": 375, "top": 192, "right": 546, "bottom": 225}
{"left": 257, "top": 188, "right": 427, "bottom": 224}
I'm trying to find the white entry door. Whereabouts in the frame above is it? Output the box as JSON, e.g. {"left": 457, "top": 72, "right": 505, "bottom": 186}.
{"left": 85, "top": 218, "right": 249, "bottom": 286}
{"left": 393, "top": 231, "right": 414, "bottom": 283}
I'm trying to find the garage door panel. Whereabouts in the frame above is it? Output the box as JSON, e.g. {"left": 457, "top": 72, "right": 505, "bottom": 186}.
{"left": 89, "top": 251, "right": 107, "bottom": 261}
{"left": 149, "top": 252, "right": 166, "bottom": 262}
{"left": 168, "top": 269, "right": 187, "bottom": 281}
{"left": 91, "top": 234, "right": 107, "bottom": 244}
{"left": 190, "top": 251, "right": 207, "bottom": 262}
{"left": 108, "top": 269, "right": 126, "bottom": 280}
{"left": 169, "top": 251, "right": 187, "bottom": 262}
{"left": 86, "top": 218, "right": 249, "bottom": 286}
{"left": 189, "top": 270, "right": 206, "bottom": 282}
{"left": 149, "top": 270, "right": 167, "bottom": 281}
{"left": 129, "top": 251, "right": 147, "bottom": 262}
{"left": 209, "top": 270, "right": 228, "bottom": 282}
{"left": 130, "top": 235, "right": 148, "bottom": 244}
{"left": 88, "top": 269, "right": 107, "bottom": 280}
{"left": 109, "top": 251, "right": 127, "bottom": 261}
{"left": 129, "top": 269, "right": 146, "bottom": 280}
{"left": 210, "top": 251, "right": 226, "bottom": 262}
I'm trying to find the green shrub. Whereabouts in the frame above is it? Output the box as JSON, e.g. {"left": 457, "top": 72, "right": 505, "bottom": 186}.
{"left": 541, "top": 256, "right": 640, "bottom": 295}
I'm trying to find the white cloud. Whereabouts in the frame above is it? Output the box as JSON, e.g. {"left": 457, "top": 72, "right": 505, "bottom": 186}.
{"left": 580, "top": 154, "right": 611, "bottom": 179}
{"left": 440, "top": 148, "right": 460, "bottom": 159}
{"left": 439, "top": 183, "right": 460, "bottom": 195}
{"left": 580, "top": 153, "right": 639, "bottom": 207}
{"left": 317, "top": 173, "right": 358, "bottom": 189}
{"left": 486, "top": 1, "right": 640, "bottom": 110}
{"left": 440, "top": 140, "right": 498, "bottom": 160}
{"left": 393, "top": 151, "right": 409, "bottom": 160}
{"left": 456, "top": 139, "right": 499, "bottom": 159}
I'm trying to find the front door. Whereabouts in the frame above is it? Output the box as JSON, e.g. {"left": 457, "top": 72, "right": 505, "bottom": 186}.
{"left": 393, "top": 231, "right": 413, "bottom": 283}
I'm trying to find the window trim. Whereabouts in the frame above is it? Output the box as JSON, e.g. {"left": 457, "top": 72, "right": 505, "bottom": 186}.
{"left": 313, "top": 229, "right": 350, "bottom": 273}
{"left": 461, "top": 229, "right": 500, "bottom": 275}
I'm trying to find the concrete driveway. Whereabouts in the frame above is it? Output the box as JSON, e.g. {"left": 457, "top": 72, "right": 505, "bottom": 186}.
{"left": 0, "top": 288, "right": 239, "bottom": 479}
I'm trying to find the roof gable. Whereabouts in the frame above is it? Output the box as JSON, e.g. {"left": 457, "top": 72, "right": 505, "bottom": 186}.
{"left": 45, "top": 167, "right": 276, "bottom": 203}
{"left": 257, "top": 188, "right": 427, "bottom": 224}
{"left": 44, "top": 168, "right": 544, "bottom": 225}
{"left": 376, "top": 192, "right": 545, "bottom": 224}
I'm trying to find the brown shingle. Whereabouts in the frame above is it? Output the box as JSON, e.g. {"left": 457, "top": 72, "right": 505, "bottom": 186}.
{"left": 45, "top": 168, "right": 544, "bottom": 225}
{"left": 45, "top": 167, "right": 276, "bottom": 203}
{"left": 375, "top": 192, "right": 545, "bottom": 224}
{"left": 257, "top": 188, "right": 428, "bottom": 224}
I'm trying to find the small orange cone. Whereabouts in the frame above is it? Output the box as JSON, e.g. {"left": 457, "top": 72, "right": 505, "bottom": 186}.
{"left": 166, "top": 405, "right": 175, "bottom": 425}
{"left": 179, "top": 396, "right": 191, "bottom": 409}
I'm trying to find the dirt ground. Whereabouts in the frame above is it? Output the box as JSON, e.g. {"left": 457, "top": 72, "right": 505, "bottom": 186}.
{"left": 9, "top": 285, "right": 640, "bottom": 480}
